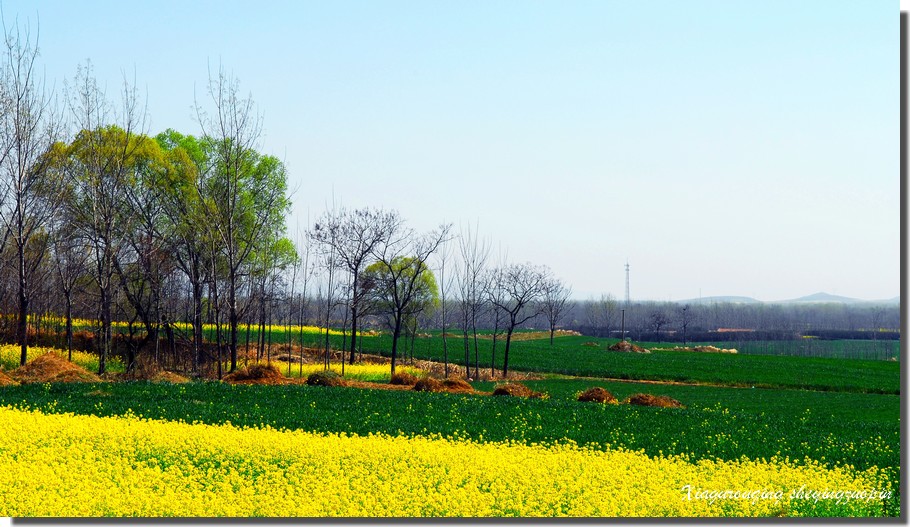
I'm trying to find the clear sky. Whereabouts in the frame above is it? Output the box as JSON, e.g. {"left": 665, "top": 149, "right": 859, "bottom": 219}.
{"left": 0, "top": 1, "right": 898, "bottom": 301}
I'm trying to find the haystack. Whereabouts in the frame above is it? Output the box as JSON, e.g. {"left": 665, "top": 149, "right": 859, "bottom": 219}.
{"left": 492, "top": 382, "right": 546, "bottom": 399}
{"left": 624, "top": 393, "right": 685, "bottom": 408}
{"left": 441, "top": 377, "right": 474, "bottom": 393}
{"left": 412, "top": 377, "right": 444, "bottom": 392}
{"left": 608, "top": 341, "right": 650, "bottom": 353}
{"left": 305, "top": 370, "right": 344, "bottom": 387}
{"left": 224, "top": 363, "right": 288, "bottom": 385}
{"left": 12, "top": 352, "right": 101, "bottom": 384}
{"left": 389, "top": 371, "right": 418, "bottom": 386}
{"left": 577, "top": 387, "right": 618, "bottom": 404}
{"left": 0, "top": 369, "right": 19, "bottom": 386}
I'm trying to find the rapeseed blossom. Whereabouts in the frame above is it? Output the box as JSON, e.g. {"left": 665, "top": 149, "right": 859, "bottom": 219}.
{"left": 0, "top": 406, "right": 892, "bottom": 517}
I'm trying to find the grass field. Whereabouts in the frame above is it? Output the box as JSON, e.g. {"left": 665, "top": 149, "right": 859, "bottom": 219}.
{"left": 0, "top": 327, "right": 900, "bottom": 517}
{"left": 0, "top": 377, "right": 898, "bottom": 516}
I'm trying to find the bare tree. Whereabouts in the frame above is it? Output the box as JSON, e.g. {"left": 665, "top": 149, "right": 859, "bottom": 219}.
{"left": 60, "top": 62, "right": 146, "bottom": 374}
{"left": 490, "top": 262, "right": 547, "bottom": 377}
{"left": 456, "top": 222, "right": 490, "bottom": 380}
{"left": 309, "top": 207, "right": 401, "bottom": 365}
{"left": 0, "top": 18, "right": 64, "bottom": 365}
{"left": 434, "top": 227, "right": 453, "bottom": 377}
{"left": 368, "top": 223, "right": 451, "bottom": 374}
{"left": 541, "top": 274, "right": 572, "bottom": 345}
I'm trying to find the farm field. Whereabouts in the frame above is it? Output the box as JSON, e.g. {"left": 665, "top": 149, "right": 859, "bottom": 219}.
{"left": 0, "top": 330, "right": 900, "bottom": 517}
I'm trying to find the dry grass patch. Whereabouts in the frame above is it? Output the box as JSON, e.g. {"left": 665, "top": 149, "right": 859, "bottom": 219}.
{"left": 577, "top": 387, "right": 618, "bottom": 404}
{"left": 12, "top": 353, "right": 101, "bottom": 384}
{"left": 624, "top": 393, "right": 685, "bottom": 408}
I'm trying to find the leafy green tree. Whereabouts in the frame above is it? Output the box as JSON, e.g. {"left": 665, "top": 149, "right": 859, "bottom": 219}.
{"left": 194, "top": 66, "right": 292, "bottom": 374}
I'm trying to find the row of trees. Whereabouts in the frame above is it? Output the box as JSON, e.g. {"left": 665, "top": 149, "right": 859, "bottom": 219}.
{"left": 0, "top": 23, "right": 575, "bottom": 378}
{"left": 0, "top": 23, "right": 295, "bottom": 375}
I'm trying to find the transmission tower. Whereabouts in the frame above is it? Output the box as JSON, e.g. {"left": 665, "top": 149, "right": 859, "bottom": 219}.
{"left": 624, "top": 260, "right": 631, "bottom": 305}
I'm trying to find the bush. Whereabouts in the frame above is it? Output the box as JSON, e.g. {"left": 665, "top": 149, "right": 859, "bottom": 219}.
{"left": 577, "top": 387, "right": 617, "bottom": 404}
{"left": 624, "top": 393, "right": 684, "bottom": 408}
{"left": 305, "top": 370, "right": 344, "bottom": 387}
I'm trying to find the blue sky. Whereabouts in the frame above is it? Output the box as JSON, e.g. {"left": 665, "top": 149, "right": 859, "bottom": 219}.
{"left": 1, "top": 1, "right": 898, "bottom": 301}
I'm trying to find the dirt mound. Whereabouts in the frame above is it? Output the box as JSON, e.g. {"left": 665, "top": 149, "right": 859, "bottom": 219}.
{"left": 224, "top": 363, "right": 287, "bottom": 385}
{"left": 305, "top": 370, "right": 344, "bottom": 387}
{"left": 581, "top": 341, "right": 600, "bottom": 347}
{"left": 413, "top": 377, "right": 445, "bottom": 392}
{"left": 608, "top": 341, "right": 650, "bottom": 353}
{"left": 492, "top": 383, "right": 546, "bottom": 399}
{"left": 0, "top": 370, "right": 19, "bottom": 386}
{"left": 12, "top": 352, "right": 101, "bottom": 384}
{"left": 389, "top": 371, "right": 418, "bottom": 386}
{"left": 577, "top": 387, "right": 618, "bottom": 404}
{"left": 625, "top": 393, "right": 685, "bottom": 408}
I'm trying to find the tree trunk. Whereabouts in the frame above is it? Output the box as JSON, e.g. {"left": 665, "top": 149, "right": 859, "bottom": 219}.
{"left": 390, "top": 316, "right": 402, "bottom": 374}
{"left": 229, "top": 268, "right": 239, "bottom": 373}
{"left": 17, "top": 287, "right": 28, "bottom": 367}
{"left": 349, "top": 305, "right": 358, "bottom": 365}
{"left": 502, "top": 327, "right": 515, "bottom": 378}
{"left": 65, "top": 293, "right": 73, "bottom": 361}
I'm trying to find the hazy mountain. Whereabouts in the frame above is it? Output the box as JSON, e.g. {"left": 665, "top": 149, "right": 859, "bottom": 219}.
{"left": 780, "top": 292, "right": 862, "bottom": 304}
{"left": 676, "top": 292, "right": 899, "bottom": 306}
{"left": 681, "top": 296, "right": 762, "bottom": 305}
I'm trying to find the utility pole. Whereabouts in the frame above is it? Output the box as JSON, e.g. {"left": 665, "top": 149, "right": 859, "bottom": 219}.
{"left": 624, "top": 260, "right": 631, "bottom": 306}
{"left": 621, "top": 309, "right": 626, "bottom": 342}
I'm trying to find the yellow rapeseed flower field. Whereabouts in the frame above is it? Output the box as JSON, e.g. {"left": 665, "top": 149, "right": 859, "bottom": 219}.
{"left": 0, "top": 406, "right": 892, "bottom": 517}
{"left": 0, "top": 344, "right": 123, "bottom": 373}
{"left": 285, "top": 362, "right": 422, "bottom": 381}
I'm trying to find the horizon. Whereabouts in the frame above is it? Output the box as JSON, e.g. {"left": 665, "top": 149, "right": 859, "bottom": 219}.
{"left": 0, "top": 1, "right": 898, "bottom": 302}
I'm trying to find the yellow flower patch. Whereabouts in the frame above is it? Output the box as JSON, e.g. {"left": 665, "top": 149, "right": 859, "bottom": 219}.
{"left": 0, "top": 407, "right": 892, "bottom": 517}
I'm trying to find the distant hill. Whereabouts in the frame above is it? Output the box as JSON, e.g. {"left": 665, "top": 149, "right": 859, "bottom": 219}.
{"left": 681, "top": 296, "right": 762, "bottom": 305}
{"left": 779, "top": 292, "right": 862, "bottom": 304}
{"left": 676, "top": 292, "right": 899, "bottom": 306}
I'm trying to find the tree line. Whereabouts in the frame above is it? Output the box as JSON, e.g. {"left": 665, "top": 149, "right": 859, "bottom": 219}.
{"left": 0, "top": 24, "right": 575, "bottom": 379}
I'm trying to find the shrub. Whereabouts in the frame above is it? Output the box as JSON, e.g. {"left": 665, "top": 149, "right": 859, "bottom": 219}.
{"left": 577, "top": 387, "right": 617, "bottom": 404}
